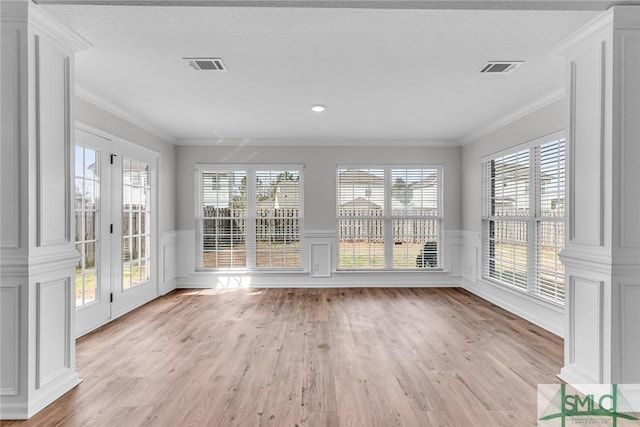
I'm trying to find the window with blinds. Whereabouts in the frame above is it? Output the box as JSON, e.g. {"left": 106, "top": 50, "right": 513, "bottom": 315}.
{"left": 196, "top": 166, "right": 302, "bottom": 270}
{"left": 482, "top": 136, "right": 565, "bottom": 303}
{"left": 337, "top": 166, "right": 442, "bottom": 270}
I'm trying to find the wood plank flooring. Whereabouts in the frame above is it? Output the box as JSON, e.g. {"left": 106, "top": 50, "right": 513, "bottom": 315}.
{"left": 3, "top": 288, "right": 563, "bottom": 427}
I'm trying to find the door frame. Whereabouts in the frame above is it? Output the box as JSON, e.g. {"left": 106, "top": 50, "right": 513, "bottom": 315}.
{"left": 74, "top": 122, "right": 160, "bottom": 335}
{"left": 110, "top": 137, "right": 160, "bottom": 319}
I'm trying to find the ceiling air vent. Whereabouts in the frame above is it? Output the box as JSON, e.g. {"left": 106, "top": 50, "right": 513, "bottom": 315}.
{"left": 185, "top": 57, "right": 227, "bottom": 71}
{"left": 479, "top": 61, "right": 523, "bottom": 74}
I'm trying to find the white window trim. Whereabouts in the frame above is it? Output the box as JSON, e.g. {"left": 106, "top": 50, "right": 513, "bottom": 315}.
{"left": 195, "top": 164, "right": 304, "bottom": 272}
{"left": 336, "top": 164, "right": 444, "bottom": 271}
{"left": 481, "top": 131, "right": 566, "bottom": 305}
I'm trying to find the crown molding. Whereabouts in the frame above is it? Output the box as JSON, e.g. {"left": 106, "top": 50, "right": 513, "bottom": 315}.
{"left": 29, "top": 2, "right": 92, "bottom": 52}
{"left": 75, "top": 86, "right": 177, "bottom": 144}
{"left": 550, "top": 6, "right": 614, "bottom": 56}
{"left": 460, "top": 87, "right": 565, "bottom": 145}
{"left": 32, "top": 0, "right": 616, "bottom": 10}
{"left": 176, "top": 137, "right": 459, "bottom": 147}
{"left": 1, "top": 2, "right": 91, "bottom": 52}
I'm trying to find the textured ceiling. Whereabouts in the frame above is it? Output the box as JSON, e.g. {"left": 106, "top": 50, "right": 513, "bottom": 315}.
{"left": 36, "top": 0, "right": 618, "bottom": 10}
{"left": 43, "top": 4, "right": 600, "bottom": 144}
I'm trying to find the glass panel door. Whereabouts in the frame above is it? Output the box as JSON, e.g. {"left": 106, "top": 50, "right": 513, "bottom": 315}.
{"left": 75, "top": 145, "right": 99, "bottom": 306}
{"left": 122, "top": 158, "right": 151, "bottom": 289}
{"left": 75, "top": 129, "right": 111, "bottom": 337}
{"left": 111, "top": 144, "right": 157, "bottom": 318}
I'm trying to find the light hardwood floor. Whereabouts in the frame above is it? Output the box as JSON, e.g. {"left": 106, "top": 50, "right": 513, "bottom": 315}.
{"left": 4, "top": 288, "right": 563, "bottom": 427}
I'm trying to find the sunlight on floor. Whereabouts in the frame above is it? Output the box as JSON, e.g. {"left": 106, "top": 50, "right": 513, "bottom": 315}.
{"left": 179, "top": 275, "right": 261, "bottom": 296}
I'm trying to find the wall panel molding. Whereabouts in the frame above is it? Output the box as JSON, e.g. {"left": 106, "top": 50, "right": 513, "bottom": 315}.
{"left": 309, "top": 243, "right": 332, "bottom": 278}
{"left": 161, "top": 231, "right": 177, "bottom": 294}
{"left": 36, "top": 278, "right": 72, "bottom": 390}
{"left": 619, "top": 34, "right": 640, "bottom": 248}
{"left": 567, "top": 276, "right": 604, "bottom": 382}
{"left": 620, "top": 282, "right": 640, "bottom": 382}
{"left": 568, "top": 43, "right": 605, "bottom": 246}
{"left": 35, "top": 35, "right": 71, "bottom": 247}
{"left": 1, "top": 28, "right": 21, "bottom": 249}
{"left": 0, "top": 286, "right": 20, "bottom": 395}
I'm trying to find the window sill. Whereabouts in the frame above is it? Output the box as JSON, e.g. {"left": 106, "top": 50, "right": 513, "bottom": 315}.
{"left": 195, "top": 268, "right": 307, "bottom": 274}
{"left": 335, "top": 268, "right": 445, "bottom": 274}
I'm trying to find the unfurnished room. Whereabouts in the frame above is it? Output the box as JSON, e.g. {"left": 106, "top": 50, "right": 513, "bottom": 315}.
{"left": 1, "top": 0, "right": 640, "bottom": 425}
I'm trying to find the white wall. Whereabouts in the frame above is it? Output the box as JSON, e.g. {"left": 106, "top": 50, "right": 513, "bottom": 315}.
{"left": 74, "top": 96, "right": 177, "bottom": 294}
{"left": 75, "top": 97, "right": 176, "bottom": 234}
{"left": 175, "top": 144, "right": 462, "bottom": 287}
{"left": 460, "top": 99, "right": 566, "bottom": 336}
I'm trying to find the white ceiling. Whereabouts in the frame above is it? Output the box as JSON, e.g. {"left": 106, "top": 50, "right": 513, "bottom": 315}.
{"left": 42, "top": 3, "right": 600, "bottom": 145}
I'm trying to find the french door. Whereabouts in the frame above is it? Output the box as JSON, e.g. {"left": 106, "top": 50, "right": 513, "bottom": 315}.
{"left": 75, "top": 129, "right": 111, "bottom": 336}
{"left": 75, "top": 127, "right": 158, "bottom": 336}
{"left": 110, "top": 143, "right": 157, "bottom": 318}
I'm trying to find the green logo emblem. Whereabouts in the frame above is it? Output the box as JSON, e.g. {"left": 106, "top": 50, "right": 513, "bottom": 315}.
{"left": 539, "top": 384, "right": 639, "bottom": 426}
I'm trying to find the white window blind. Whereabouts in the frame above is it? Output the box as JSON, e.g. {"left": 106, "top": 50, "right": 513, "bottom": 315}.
{"left": 338, "top": 168, "right": 385, "bottom": 268}
{"left": 337, "top": 166, "right": 442, "bottom": 270}
{"left": 197, "top": 166, "right": 302, "bottom": 270}
{"left": 535, "top": 140, "right": 566, "bottom": 301}
{"left": 482, "top": 136, "right": 565, "bottom": 303}
{"left": 255, "top": 170, "right": 301, "bottom": 268}
{"left": 199, "top": 170, "right": 247, "bottom": 269}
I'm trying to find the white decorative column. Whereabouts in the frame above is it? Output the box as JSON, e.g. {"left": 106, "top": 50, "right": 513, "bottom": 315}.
{"left": 1, "top": 1, "right": 90, "bottom": 419}
{"left": 557, "top": 5, "right": 640, "bottom": 385}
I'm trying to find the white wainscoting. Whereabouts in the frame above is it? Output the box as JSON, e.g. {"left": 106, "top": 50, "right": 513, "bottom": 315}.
{"left": 175, "top": 229, "right": 463, "bottom": 288}
{"left": 0, "top": 27, "right": 21, "bottom": 249}
{"left": 459, "top": 230, "right": 565, "bottom": 336}
{"left": 36, "top": 278, "right": 72, "bottom": 389}
{"left": 306, "top": 230, "right": 336, "bottom": 278}
{"left": 176, "top": 229, "right": 196, "bottom": 278}
{"left": 567, "top": 276, "right": 603, "bottom": 383}
{"left": 0, "top": 285, "right": 20, "bottom": 396}
{"left": 620, "top": 282, "right": 640, "bottom": 382}
{"left": 160, "top": 231, "right": 177, "bottom": 294}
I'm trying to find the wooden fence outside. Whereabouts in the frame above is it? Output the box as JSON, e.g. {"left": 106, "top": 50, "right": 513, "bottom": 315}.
{"left": 338, "top": 208, "right": 439, "bottom": 243}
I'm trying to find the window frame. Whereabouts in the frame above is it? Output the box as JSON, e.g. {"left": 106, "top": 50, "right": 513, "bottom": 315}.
{"left": 195, "top": 164, "right": 304, "bottom": 272}
{"left": 336, "top": 165, "right": 444, "bottom": 271}
{"left": 481, "top": 131, "right": 566, "bottom": 305}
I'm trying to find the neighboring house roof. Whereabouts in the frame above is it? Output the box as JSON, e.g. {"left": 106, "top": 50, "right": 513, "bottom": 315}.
{"left": 340, "top": 197, "right": 382, "bottom": 210}
{"left": 338, "top": 169, "right": 384, "bottom": 186}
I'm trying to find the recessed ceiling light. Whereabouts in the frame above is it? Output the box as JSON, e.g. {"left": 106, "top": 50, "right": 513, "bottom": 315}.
{"left": 311, "top": 104, "right": 326, "bottom": 113}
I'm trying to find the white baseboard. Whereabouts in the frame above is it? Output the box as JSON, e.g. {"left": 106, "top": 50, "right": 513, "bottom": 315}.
{"left": 558, "top": 365, "right": 600, "bottom": 385}
{"left": 27, "top": 372, "right": 82, "bottom": 418}
{"left": 160, "top": 278, "right": 177, "bottom": 295}
{"left": 0, "top": 401, "right": 28, "bottom": 420}
{"left": 1, "top": 372, "right": 83, "bottom": 420}
{"left": 176, "top": 281, "right": 461, "bottom": 289}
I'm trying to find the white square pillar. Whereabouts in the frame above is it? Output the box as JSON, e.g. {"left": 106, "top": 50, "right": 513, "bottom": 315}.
{"left": 557, "top": 5, "right": 640, "bottom": 385}
{"left": 1, "top": 1, "right": 90, "bottom": 419}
